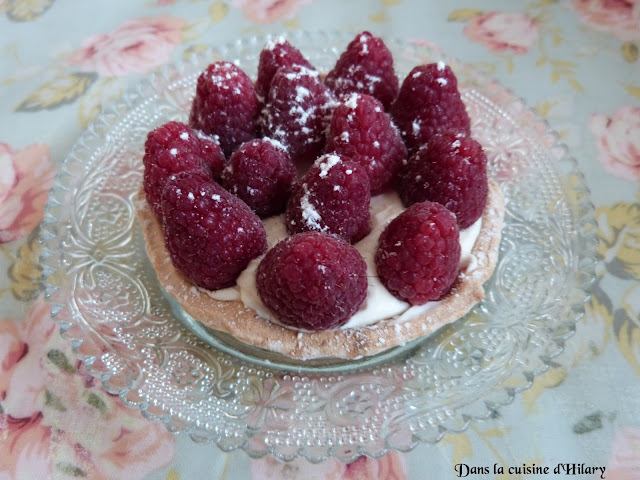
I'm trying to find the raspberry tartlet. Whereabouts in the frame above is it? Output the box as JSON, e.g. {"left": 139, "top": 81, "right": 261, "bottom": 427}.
{"left": 137, "top": 33, "right": 505, "bottom": 360}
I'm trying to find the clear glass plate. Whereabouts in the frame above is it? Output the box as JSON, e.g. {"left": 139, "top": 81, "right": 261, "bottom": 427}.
{"left": 40, "top": 31, "right": 598, "bottom": 463}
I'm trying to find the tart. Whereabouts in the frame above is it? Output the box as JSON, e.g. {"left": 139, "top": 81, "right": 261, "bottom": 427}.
{"left": 136, "top": 32, "right": 505, "bottom": 360}
{"left": 137, "top": 182, "right": 503, "bottom": 359}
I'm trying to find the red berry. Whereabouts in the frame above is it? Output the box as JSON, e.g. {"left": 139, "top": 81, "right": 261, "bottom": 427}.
{"left": 220, "top": 138, "right": 296, "bottom": 217}
{"left": 256, "top": 232, "right": 368, "bottom": 330}
{"left": 286, "top": 154, "right": 371, "bottom": 243}
{"left": 256, "top": 36, "right": 313, "bottom": 102}
{"left": 325, "top": 93, "right": 407, "bottom": 194}
{"left": 189, "top": 61, "right": 259, "bottom": 157}
{"left": 143, "top": 121, "right": 222, "bottom": 217}
{"left": 375, "top": 201, "right": 461, "bottom": 305}
{"left": 325, "top": 32, "right": 399, "bottom": 110}
{"left": 195, "top": 130, "right": 226, "bottom": 179}
{"left": 398, "top": 131, "right": 488, "bottom": 229}
{"left": 262, "top": 65, "right": 335, "bottom": 163}
{"left": 390, "top": 62, "right": 470, "bottom": 154}
{"left": 161, "top": 172, "right": 267, "bottom": 291}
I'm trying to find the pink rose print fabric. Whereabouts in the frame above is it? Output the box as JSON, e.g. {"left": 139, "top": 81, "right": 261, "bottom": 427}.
{"left": 0, "top": 298, "right": 175, "bottom": 479}
{"left": 0, "top": 415, "right": 52, "bottom": 479}
{"left": 0, "top": 301, "right": 55, "bottom": 419}
{"left": 604, "top": 427, "right": 640, "bottom": 479}
{"left": 0, "top": 143, "right": 54, "bottom": 243}
{"left": 342, "top": 454, "right": 407, "bottom": 480}
{"left": 250, "top": 452, "right": 406, "bottom": 480}
{"left": 66, "top": 16, "right": 186, "bottom": 77}
{"left": 0, "top": 299, "right": 58, "bottom": 478}
{"left": 589, "top": 106, "right": 640, "bottom": 181}
{"left": 463, "top": 12, "right": 539, "bottom": 54}
{"left": 570, "top": 0, "right": 640, "bottom": 42}
{"left": 231, "top": 0, "right": 312, "bottom": 24}
{"left": 40, "top": 379, "right": 175, "bottom": 480}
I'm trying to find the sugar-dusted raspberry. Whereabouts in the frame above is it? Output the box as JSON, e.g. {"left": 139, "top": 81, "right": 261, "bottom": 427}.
{"left": 390, "top": 62, "right": 471, "bottom": 154}
{"left": 256, "top": 232, "right": 368, "bottom": 330}
{"left": 161, "top": 172, "right": 267, "bottom": 291}
{"left": 143, "top": 121, "right": 224, "bottom": 217}
{"left": 194, "top": 130, "right": 226, "bottom": 179}
{"left": 286, "top": 154, "right": 371, "bottom": 243}
{"left": 325, "top": 31, "right": 399, "bottom": 110}
{"left": 256, "top": 36, "right": 314, "bottom": 102}
{"left": 262, "top": 65, "right": 335, "bottom": 163}
{"left": 189, "top": 61, "right": 259, "bottom": 157}
{"left": 375, "top": 201, "right": 461, "bottom": 305}
{"left": 325, "top": 93, "right": 407, "bottom": 194}
{"left": 398, "top": 131, "right": 488, "bottom": 229}
{"left": 220, "top": 137, "right": 296, "bottom": 217}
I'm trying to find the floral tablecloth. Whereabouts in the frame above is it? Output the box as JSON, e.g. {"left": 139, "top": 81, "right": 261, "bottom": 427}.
{"left": 1, "top": 0, "right": 639, "bottom": 479}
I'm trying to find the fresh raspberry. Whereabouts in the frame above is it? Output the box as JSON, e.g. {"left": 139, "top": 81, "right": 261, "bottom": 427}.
{"left": 220, "top": 137, "right": 296, "bottom": 217}
{"left": 143, "top": 121, "right": 224, "bottom": 217}
{"left": 286, "top": 154, "right": 371, "bottom": 243}
{"left": 325, "top": 31, "right": 399, "bottom": 110}
{"left": 390, "top": 62, "right": 471, "bottom": 154}
{"left": 325, "top": 93, "right": 407, "bottom": 194}
{"left": 161, "top": 172, "right": 267, "bottom": 291}
{"left": 195, "top": 130, "right": 226, "bottom": 179}
{"left": 375, "top": 201, "right": 461, "bottom": 305}
{"left": 398, "top": 131, "right": 488, "bottom": 229}
{"left": 189, "top": 61, "right": 259, "bottom": 157}
{"left": 256, "top": 232, "right": 368, "bottom": 330}
{"left": 262, "top": 65, "right": 335, "bottom": 163}
{"left": 256, "top": 36, "right": 314, "bottom": 102}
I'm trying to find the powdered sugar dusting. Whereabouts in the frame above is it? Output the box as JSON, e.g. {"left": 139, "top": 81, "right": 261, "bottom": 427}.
{"left": 265, "top": 35, "right": 287, "bottom": 51}
{"left": 179, "top": 132, "right": 189, "bottom": 141}
{"left": 344, "top": 92, "right": 360, "bottom": 109}
{"left": 412, "top": 120, "right": 421, "bottom": 136}
{"left": 284, "top": 66, "right": 318, "bottom": 80}
{"left": 209, "top": 63, "right": 240, "bottom": 89}
{"left": 359, "top": 34, "right": 369, "bottom": 54}
{"left": 263, "top": 136, "right": 287, "bottom": 151}
{"left": 317, "top": 154, "right": 341, "bottom": 178}
{"left": 300, "top": 185, "right": 325, "bottom": 231}
{"left": 272, "top": 126, "right": 287, "bottom": 143}
{"left": 289, "top": 104, "right": 313, "bottom": 127}
{"left": 436, "top": 77, "right": 448, "bottom": 86}
{"left": 295, "top": 85, "right": 310, "bottom": 102}
{"left": 196, "top": 130, "right": 220, "bottom": 145}
{"left": 364, "top": 74, "right": 381, "bottom": 86}
{"left": 437, "top": 60, "right": 446, "bottom": 71}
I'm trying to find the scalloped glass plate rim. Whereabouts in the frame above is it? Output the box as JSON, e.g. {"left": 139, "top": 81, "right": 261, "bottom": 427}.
{"left": 39, "top": 31, "right": 598, "bottom": 462}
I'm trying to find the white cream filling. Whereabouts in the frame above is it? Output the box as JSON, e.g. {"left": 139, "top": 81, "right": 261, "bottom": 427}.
{"left": 202, "top": 191, "right": 482, "bottom": 330}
